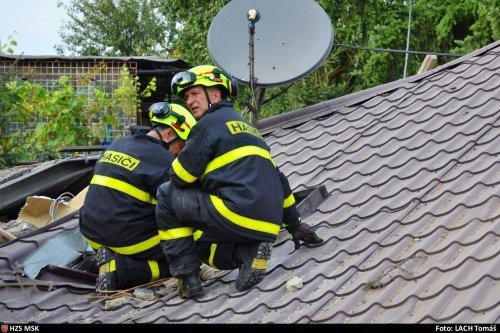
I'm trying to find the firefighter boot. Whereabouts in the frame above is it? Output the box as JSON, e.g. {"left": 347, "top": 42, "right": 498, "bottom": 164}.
{"left": 95, "top": 247, "right": 117, "bottom": 296}
{"left": 234, "top": 241, "right": 273, "bottom": 291}
{"left": 178, "top": 274, "right": 203, "bottom": 299}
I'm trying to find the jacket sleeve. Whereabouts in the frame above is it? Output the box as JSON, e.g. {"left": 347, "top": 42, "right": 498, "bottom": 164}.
{"left": 278, "top": 169, "right": 301, "bottom": 232}
{"left": 150, "top": 166, "right": 172, "bottom": 199}
{"left": 149, "top": 154, "right": 174, "bottom": 197}
{"left": 169, "top": 123, "right": 214, "bottom": 187}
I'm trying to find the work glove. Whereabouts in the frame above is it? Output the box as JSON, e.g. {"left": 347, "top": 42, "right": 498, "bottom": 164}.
{"left": 287, "top": 220, "right": 323, "bottom": 250}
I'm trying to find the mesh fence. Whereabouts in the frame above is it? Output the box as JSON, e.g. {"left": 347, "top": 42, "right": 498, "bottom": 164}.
{"left": 0, "top": 59, "right": 139, "bottom": 144}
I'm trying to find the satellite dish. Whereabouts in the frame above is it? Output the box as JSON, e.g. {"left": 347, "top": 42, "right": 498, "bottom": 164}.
{"left": 207, "top": 0, "right": 334, "bottom": 88}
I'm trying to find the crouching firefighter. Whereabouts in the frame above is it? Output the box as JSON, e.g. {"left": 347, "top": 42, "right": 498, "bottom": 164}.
{"left": 79, "top": 102, "right": 196, "bottom": 295}
{"left": 155, "top": 65, "right": 323, "bottom": 299}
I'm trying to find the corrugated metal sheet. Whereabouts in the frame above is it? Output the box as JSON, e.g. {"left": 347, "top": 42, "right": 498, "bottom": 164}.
{"left": 0, "top": 41, "right": 498, "bottom": 324}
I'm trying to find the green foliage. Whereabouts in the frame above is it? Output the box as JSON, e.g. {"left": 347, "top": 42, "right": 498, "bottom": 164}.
{"left": 450, "top": 0, "right": 500, "bottom": 54}
{"left": 112, "top": 65, "right": 157, "bottom": 119}
{"left": 0, "top": 35, "right": 17, "bottom": 55}
{"left": 0, "top": 76, "right": 90, "bottom": 164}
{"left": 54, "top": 0, "right": 500, "bottom": 120}
{"left": 0, "top": 77, "right": 22, "bottom": 166}
{"left": 153, "top": 0, "right": 497, "bottom": 119}
{"left": 1, "top": 38, "right": 22, "bottom": 166}
{"left": 57, "top": 0, "right": 169, "bottom": 56}
{"left": 2, "top": 1, "right": 496, "bottom": 169}
{"left": 31, "top": 77, "right": 91, "bottom": 159}
{"left": 87, "top": 65, "right": 157, "bottom": 140}
{"left": 1, "top": 61, "right": 156, "bottom": 167}
{"left": 157, "top": 0, "right": 229, "bottom": 64}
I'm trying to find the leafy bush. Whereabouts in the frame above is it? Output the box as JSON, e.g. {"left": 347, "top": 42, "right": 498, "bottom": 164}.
{"left": 0, "top": 48, "right": 155, "bottom": 168}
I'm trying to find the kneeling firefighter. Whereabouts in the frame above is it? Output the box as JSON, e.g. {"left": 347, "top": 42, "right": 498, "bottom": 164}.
{"left": 156, "top": 65, "right": 323, "bottom": 299}
{"left": 79, "top": 102, "right": 196, "bottom": 295}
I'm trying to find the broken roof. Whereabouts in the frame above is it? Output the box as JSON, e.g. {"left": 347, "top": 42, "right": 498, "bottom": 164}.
{"left": 0, "top": 40, "right": 499, "bottom": 323}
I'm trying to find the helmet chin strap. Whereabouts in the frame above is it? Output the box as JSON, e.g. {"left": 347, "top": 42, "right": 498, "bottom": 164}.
{"left": 203, "top": 87, "right": 213, "bottom": 109}
{"left": 153, "top": 126, "right": 169, "bottom": 150}
{"left": 153, "top": 127, "right": 164, "bottom": 142}
{"left": 167, "top": 137, "right": 179, "bottom": 145}
{"left": 154, "top": 126, "right": 179, "bottom": 150}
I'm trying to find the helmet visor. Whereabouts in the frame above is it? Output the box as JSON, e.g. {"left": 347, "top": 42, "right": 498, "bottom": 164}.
{"left": 149, "top": 103, "right": 186, "bottom": 127}
{"left": 171, "top": 71, "right": 197, "bottom": 96}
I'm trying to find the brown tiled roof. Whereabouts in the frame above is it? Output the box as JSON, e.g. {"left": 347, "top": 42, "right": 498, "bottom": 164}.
{"left": 0, "top": 41, "right": 499, "bottom": 324}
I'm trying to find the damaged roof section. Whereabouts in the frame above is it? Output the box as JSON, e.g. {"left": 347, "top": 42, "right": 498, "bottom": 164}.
{"left": 0, "top": 156, "right": 98, "bottom": 221}
{"left": 0, "top": 41, "right": 499, "bottom": 323}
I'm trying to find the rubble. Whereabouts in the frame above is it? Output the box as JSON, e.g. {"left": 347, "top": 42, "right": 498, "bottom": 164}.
{"left": 133, "top": 288, "right": 156, "bottom": 301}
{"left": 0, "top": 219, "right": 38, "bottom": 243}
{"left": 104, "top": 297, "right": 130, "bottom": 310}
{"left": 286, "top": 276, "right": 303, "bottom": 293}
{"left": 0, "top": 187, "right": 88, "bottom": 244}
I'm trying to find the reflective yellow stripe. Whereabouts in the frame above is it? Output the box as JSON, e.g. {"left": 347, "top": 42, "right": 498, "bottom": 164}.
{"left": 172, "top": 158, "right": 197, "bottom": 183}
{"left": 159, "top": 227, "right": 194, "bottom": 240}
{"left": 203, "top": 146, "right": 275, "bottom": 177}
{"left": 283, "top": 193, "right": 296, "bottom": 208}
{"left": 99, "top": 259, "right": 116, "bottom": 275}
{"left": 193, "top": 230, "right": 203, "bottom": 241}
{"left": 85, "top": 235, "right": 160, "bottom": 256}
{"left": 210, "top": 195, "right": 281, "bottom": 235}
{"left": 252, "top": 258, "right": 268, "bottom": 270}
{"left": 85, "top": 237, "right": 102, "bottom": 251}
{"left": 148, "top": 260, "right": 160, "bottom": 281}
{"left": 91, "top": 175, "right": 157, "bottom": 204}
{"left": 208, "top": 243, "right": 218, "bottom": 268}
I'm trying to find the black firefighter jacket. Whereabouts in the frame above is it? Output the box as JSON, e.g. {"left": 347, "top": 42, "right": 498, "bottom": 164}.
{"left": 80, "top": 127, "right": 173, "bottom": 256}
{"left": 169, "top": 101, "right": 298, "bottom": 242}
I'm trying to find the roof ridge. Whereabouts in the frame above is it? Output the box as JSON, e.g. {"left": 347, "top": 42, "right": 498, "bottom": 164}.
{"left": 258, "top": 40, "right": 500, "bottom": 135}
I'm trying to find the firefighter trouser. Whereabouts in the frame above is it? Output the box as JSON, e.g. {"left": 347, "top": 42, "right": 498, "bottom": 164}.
{"left": 156, "top": 182, "right": 254, "bottom": 277}
{"left": 88, "top": 241, "right": 170, "bottom": 289}
{"left": 111, "top": 250, "right": 170, "bottom": 289}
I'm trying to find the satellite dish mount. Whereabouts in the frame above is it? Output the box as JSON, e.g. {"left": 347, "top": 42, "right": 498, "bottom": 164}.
{"left": 208, "top": 0, "right": 334, "bottom": 125}
{"left": 247, "top": 8, "right": 263, "bottom": 124}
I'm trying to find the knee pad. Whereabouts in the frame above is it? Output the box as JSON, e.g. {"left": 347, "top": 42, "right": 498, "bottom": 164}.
{"left": 171, "top": 187, "right": 202, "bottom": 222}
{"left": 156, "top": 181, "right": 172, "bottom": 200}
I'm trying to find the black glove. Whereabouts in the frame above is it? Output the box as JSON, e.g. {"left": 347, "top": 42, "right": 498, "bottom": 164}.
{"left": 289, "top": 222, "right": 323, "bottom": 250}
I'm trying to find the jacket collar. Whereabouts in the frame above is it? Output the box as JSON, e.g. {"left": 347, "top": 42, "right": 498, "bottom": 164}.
{"left": 206, "top": 100, "right": 233, "bottom": 115}
{"left": 131, "top": 126, "right": 170, "bottom": 151}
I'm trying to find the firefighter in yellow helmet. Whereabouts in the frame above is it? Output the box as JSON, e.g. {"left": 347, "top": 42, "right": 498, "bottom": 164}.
{"left": 79, "top": 102, "right": 196, "bottom": 295}
{"left": 155, "top": 65, "right": 323, "bottom": 299}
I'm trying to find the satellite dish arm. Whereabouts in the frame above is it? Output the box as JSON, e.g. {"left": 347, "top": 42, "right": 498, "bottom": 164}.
{"left": 247, "top": 9, "right": 261, "bottom": 123}
{"left": 248, "top": 9, "right": 260, "bottom": 93}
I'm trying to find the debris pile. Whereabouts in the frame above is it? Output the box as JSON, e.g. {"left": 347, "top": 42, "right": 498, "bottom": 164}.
{"left": 0, "top": 188, "right": 87, "bottom": 244}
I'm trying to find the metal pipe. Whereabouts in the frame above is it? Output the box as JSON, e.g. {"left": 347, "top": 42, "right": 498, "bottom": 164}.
{"left": 403, "top": 0, "right": 413, "bottom": 78}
